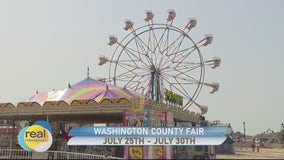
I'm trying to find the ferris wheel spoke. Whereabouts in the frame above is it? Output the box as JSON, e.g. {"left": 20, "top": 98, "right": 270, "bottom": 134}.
{"left": 172, "top": 44, "right": 196, "bottom": 57}
{"left": 173, "top": 63, "right": 202, "bottom": 72}
{"left": 158, "top": 54, "right": 174, "bottom": 71}
{"left": 162, "top": 58, "right": 202, "bottom": 72}
{"left": 121, "top": 75, "right": 137, "bottom": 88}
{"left": 174, "top": 76, "right": 200, "bottom": 85}
{"left": 116, "top": 59, "right": 142, "bottom": 66}
{"left": 161, "top": 76, "right": 195, "bottom": 109}
{"left": 157, "top": 28, "right": 179, "bottom": 68}
{"left": 157, "top": 29, "right": 186, "bottom": 69}
{"left": 166, "top": 84, "right": 195, "bottom": 109}
{"left": 115, "top": 75, "right": 140, "bottom": 83}
{"left": 124, "top": 73, "right": 151, "bottom": 93}
{"left": 132, "top": 34, "right": 152, "bottom": 64}
{"left": 166, "top": 32, "right": 186, "bottom": 57}
{"left": 123, "top": 74, "right": 150, "bottom": 90}
{"left": 149, "top": 25, "right": 168, "bottom": 57}
{"left": 123, "top": 44, "right": 146, "bottom": 60}
{"left": 162, "top": 71, "right": 200, "bottom": 84}
{"left": 135, "top": 27, "right": 167, "bottom": 68}
{"left": 127, "top": 82, "right": 142, "bottom": 92}
{"left": 172, "top": 48, "right": 198, "bottom": 68}
{"left": 159, "top": 45, "right": 196, "bottom": 70}
{"left": 116, "top": 60, "right": 148, "bottom": 72}
{"left": 165, "top": 35, "right": 193, "bottom": 57}
{"left": 146, "top": 29, "right": 153, "bottom": 57}
{"left": 119, "top": 44, "right": 151, "bottom": 68}
{"left": 146, "top": 34, "right": 157, "bottom": 68}
{"left": 162, "top": 28, "right": 170, "bottom": 55}
{"left": 128, "top": 80, "right": 149, "bottom": 93}
{"left": 115, "top": 69, "right": 140, "bottom": 80}
{"left": 175, "top": 73, "right": 201, "bottom": 84}
{"left": 162, "top": 62, "right": 202, "bottom": 76}
{"left": 117, "top": 37, "right": 154, "bottom": 68}
{"left": 115, "top": 69, "right": 150, "bottom": 82}
{"left": 168, "top": 80, "right": 199, "bottom": 86}
{"left": 174, "top": 69, "right": 201, "bottom": 81}
{"left": 132, "top": 32, "right": 157, "bottom": 62}
{"left": 171, "top": 36, "right": 189, "bottom": 62}
{"left": 130, "top": 26, "right": 159, "bottom": 62}
{"left": 153, "top": 32, "right": 172, "bottom": 69}
{"left": 127, "top": 29, "right": 145, "bottom": 61}
{"left": 157, "top": 55, "right": 169, "bottom": 71}
{"left": 115, "top": 67, "right": 149, "bottom": 81}
{"left": 146, "top": 30, "right": 158, "bottom": 67}
{"left": 162, "top": 77, "right": 192, "bottom": 101}
{"left": 115, "top": 65, "right": 144, "bottom": 77}
{"left": 116, "top": 78, "right": 146, "bottom": 91}
{"left": 183, "top": 100, "right": 194, "bottom": 110}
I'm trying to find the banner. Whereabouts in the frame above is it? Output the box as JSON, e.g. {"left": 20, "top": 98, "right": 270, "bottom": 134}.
{"left": 67, "top": 126, "right": 227, "bottom": 146}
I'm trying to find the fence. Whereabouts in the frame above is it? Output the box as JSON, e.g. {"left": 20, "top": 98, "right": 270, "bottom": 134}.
{"left": 0, "top": 149, "right": 123, "bottom": 159}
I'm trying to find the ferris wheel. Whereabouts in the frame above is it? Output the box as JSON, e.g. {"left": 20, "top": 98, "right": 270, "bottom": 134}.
{"left": 99, "top": 10, "right": 221, "bottom": 114}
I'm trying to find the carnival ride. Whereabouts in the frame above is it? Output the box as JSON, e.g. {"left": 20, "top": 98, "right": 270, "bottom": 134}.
{"left": 99, "top": 10, "right": 220, "bottom": 114}
{"left": 264, "top": 129, "right": 279, "bottom": 144}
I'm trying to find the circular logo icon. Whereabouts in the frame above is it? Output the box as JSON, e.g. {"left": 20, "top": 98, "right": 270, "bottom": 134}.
{"left": 18, "top": 120, "right": 53, "bottom": 152}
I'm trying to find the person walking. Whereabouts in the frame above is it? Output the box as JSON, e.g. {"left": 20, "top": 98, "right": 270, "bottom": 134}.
{"left": 251, "top": 138, "right": 256, "bottom": 153}
{"left": 255, "top": 137, "right": 260, "bottom": 153}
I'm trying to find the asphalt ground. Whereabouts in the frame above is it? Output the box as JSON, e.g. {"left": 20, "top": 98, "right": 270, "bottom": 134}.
{"left": 217, "top": 146, "right": 284, "bottom": 159}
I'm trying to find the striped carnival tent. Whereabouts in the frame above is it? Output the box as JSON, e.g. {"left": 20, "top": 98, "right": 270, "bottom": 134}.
{"left": 214, "top": 135, "right": 235, "bottom": 154}
{"left": 25, "top": 76, "right": 142, "bottom": 105}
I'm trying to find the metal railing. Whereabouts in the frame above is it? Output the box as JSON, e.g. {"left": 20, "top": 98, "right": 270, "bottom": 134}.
{"left": 46, "top": 150, "right": 123, "bottom": 159}
{"left": 0, "top": 149, "right": 32, "bottom": 159}
{"left": 0, "top": 149, "right": 123, "bottom": 159}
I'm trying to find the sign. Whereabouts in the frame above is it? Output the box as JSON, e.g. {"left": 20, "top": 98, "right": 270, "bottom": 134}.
{"left": 18, "top": 120, "right": 53, "bottom": 152}
{"left": 67, "top": 126, "right": 227, "bottom": 146}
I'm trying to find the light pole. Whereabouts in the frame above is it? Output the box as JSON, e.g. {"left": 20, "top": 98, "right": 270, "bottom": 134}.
{"left": 243, "top": 122, "right": 246, "bottom": 138}
{"left": 241, "top": 122, "right": 247, "bottom": 149}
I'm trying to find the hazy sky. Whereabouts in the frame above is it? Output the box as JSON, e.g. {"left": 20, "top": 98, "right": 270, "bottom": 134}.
{"left": 0, "top": 0, "right": 283, "bottom": 135}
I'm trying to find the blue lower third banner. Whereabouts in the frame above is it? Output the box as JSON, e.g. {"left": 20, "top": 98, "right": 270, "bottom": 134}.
{"left": 67, "top": 136, "right": 227, "bottom": 146}
{"left": 67, "top": 126, "right": 228, "bottom": 146}
{"left": 68, "top": 126, "right": 227, "bottom": 137}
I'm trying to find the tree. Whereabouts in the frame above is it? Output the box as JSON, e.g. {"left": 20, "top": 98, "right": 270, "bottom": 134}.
{"left": 280, "top": 123, "right": 284, "bottom": 144}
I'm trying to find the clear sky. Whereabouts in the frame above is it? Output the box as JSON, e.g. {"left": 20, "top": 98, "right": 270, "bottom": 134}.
{"left": 0, "top": 0, "right": 283, "bottom": 136}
